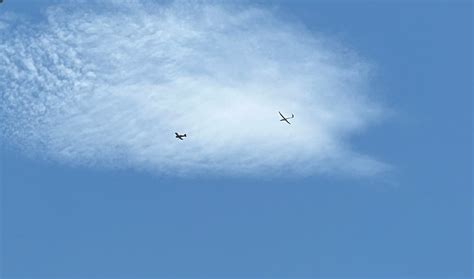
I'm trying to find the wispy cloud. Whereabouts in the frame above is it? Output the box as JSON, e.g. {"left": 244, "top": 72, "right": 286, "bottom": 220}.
{"left": 0, "top": 1, "right": 387, "bottom": 176}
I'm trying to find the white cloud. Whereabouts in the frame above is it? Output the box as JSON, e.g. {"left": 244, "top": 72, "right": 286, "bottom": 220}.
{"left": 0, "top": 1, "right": 387, "bottom": 177}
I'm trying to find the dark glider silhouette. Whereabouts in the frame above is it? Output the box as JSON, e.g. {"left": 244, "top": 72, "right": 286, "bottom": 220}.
{"left": 175, "top": 132, "right": 187, "bottom": 140}
{"left": 279, "top": 111, "right": 294, "bottom": 124}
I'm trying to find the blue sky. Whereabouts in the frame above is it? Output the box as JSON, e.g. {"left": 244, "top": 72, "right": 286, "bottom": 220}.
{"left": 1, "top": 0, "right": 472, "bottom": 278}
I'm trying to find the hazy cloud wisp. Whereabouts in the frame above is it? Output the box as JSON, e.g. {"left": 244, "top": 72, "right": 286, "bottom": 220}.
{"left": 0, "top": 1, "right": 386, "bottom": 176}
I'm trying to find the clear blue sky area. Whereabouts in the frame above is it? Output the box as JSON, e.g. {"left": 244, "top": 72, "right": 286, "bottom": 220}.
{"left": 1, "top": 0, "right": 472, "bottom": 278}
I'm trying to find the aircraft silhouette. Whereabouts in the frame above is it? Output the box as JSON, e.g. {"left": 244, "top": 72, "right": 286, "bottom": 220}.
{"left": 175, "top": 132, "right": 186, "bottom": 140}
{"left": 279, "top": 111, "right": 294, "bottom": 124}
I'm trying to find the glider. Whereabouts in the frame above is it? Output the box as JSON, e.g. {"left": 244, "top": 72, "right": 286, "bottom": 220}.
{"left": 279, "top": 111, "right": 294, "bottom": 124}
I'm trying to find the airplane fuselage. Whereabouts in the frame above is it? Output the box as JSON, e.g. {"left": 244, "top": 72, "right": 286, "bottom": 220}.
{"left": 175, "top": 132, "right": 186, "bottom": 140}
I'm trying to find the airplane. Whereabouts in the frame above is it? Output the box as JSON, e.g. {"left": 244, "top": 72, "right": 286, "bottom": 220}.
{"left": 175, "top": 132, "right": 187, "bottom": 140}
{"left": 279, "top": 111, "right": 294, "bottom": 124}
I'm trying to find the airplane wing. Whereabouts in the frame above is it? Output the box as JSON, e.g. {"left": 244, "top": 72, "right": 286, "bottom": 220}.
{"left": 283, "top": 118, "right": 291, "bottom": 124}
{"left": 175, "top": 132, "right": 179, "bottom": 136}
{"left": 278, "top": 111, "right": 285, "bottom": 118}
